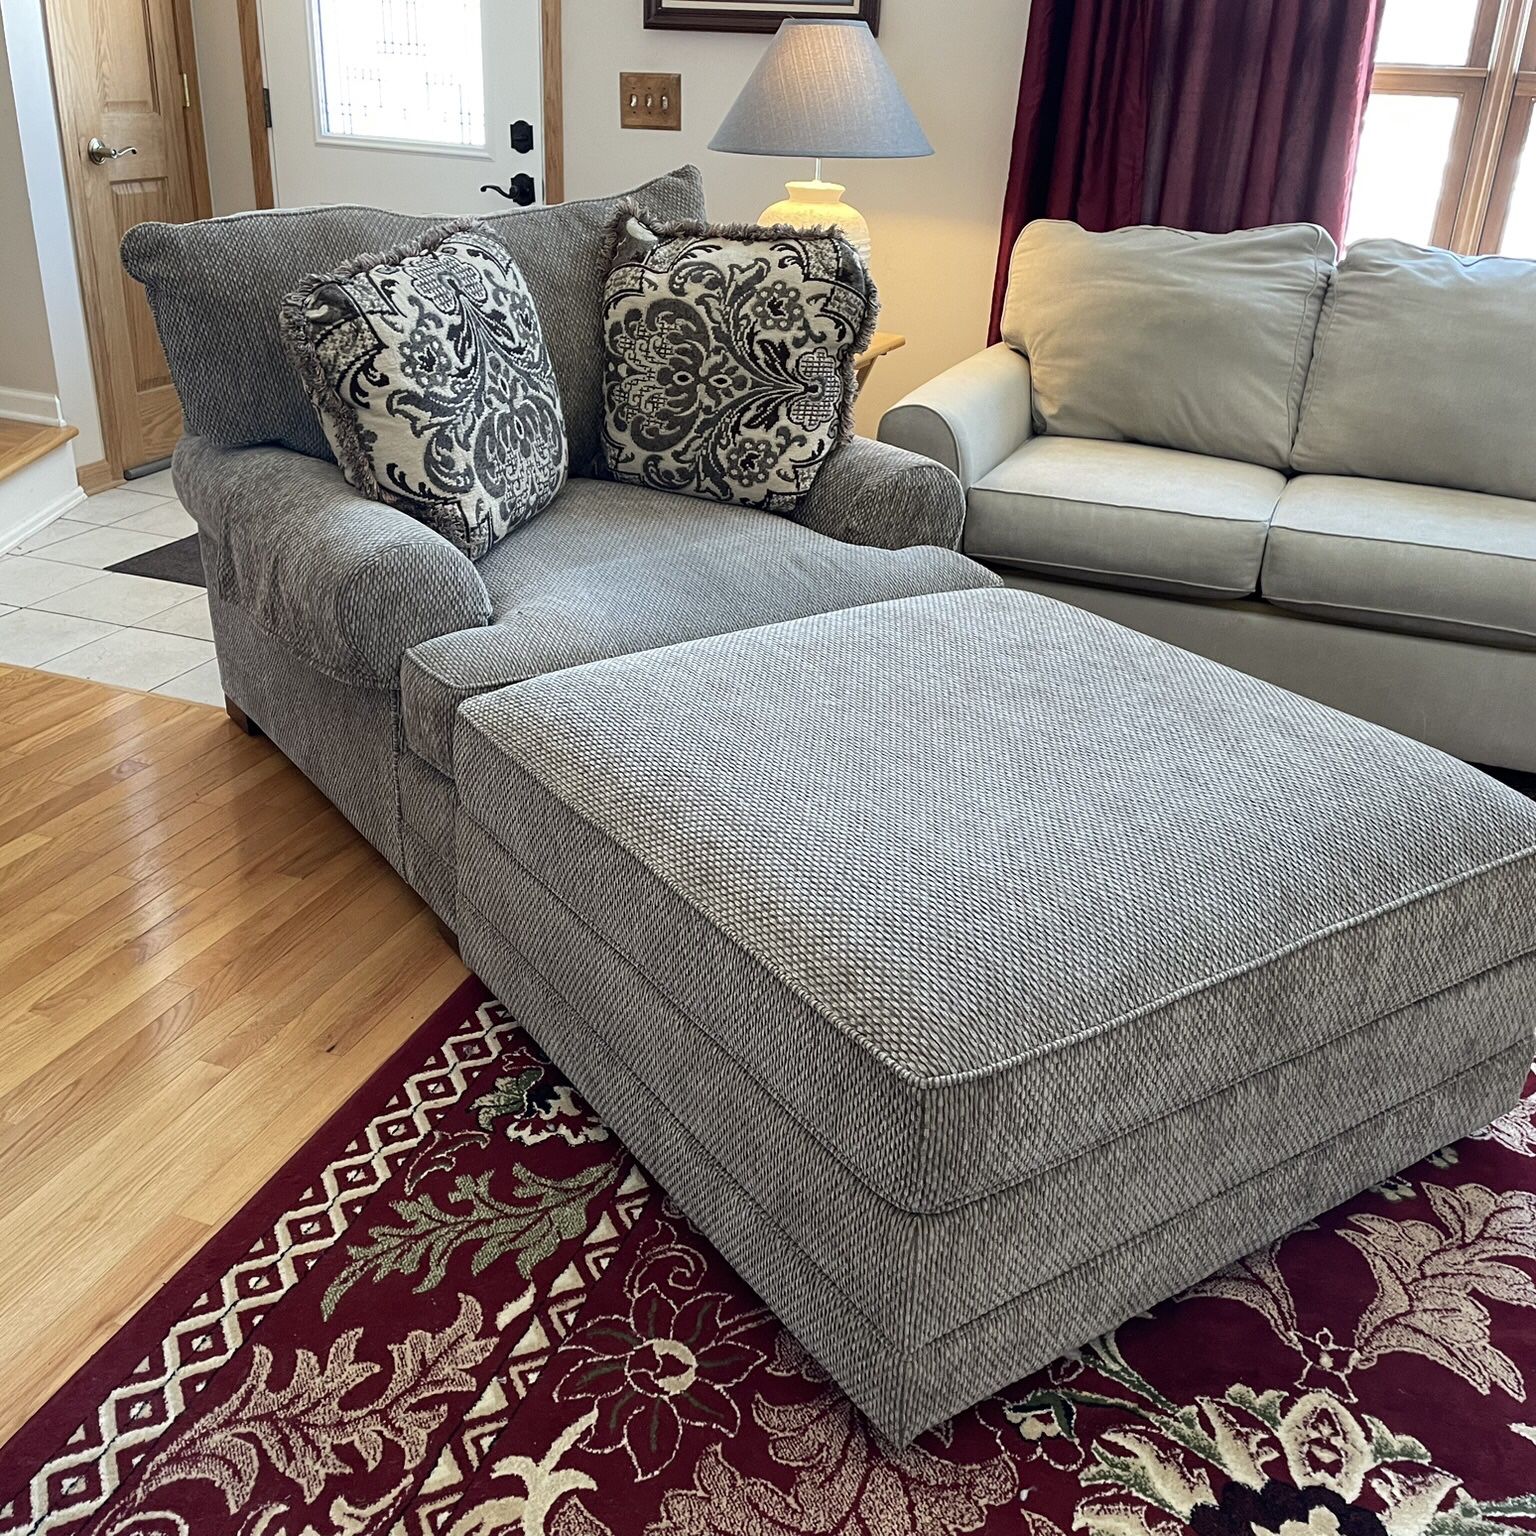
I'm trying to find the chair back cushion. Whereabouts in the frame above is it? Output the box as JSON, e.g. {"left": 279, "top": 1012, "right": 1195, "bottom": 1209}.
{"left": 1291, "top": 240, "right": 1536, "bottom": 500}
{"left": 121, "top": 166, "right": 705, "bottom": 473}
{"left": 1000, "top": 219, "right": 1336, "bottom": 471}
{"left": 280, "top": 220, "right": 566, "bottom": 559}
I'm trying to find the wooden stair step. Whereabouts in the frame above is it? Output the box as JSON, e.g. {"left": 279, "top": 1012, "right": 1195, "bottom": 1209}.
{"left": 0, "top": 421, "right": 79, "bottom": 487}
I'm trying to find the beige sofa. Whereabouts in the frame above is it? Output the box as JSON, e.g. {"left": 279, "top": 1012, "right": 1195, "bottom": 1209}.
{"left": 880, "top": 221, "right": 1536, "bottom": 773}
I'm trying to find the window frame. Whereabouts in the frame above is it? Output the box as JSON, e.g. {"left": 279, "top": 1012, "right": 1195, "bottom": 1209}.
{"left": 1357, "top": 0, "right": 1536, "bottom": 253}
{"left": 305, "top": 0, "right": 493, "bottom": 158}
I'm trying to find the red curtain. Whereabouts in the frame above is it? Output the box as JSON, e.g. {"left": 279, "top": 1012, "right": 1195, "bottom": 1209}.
{"left": 988, "top": 0, "right": 1384, "bottom": 341}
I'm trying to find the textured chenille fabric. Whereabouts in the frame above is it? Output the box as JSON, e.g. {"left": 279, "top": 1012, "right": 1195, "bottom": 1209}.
{"left": 600, "top": 213, "right": 876, "bottom": 511}
{"left": 457, "top": 905, "right": 1528, "bottom": 1442}
{"left": 281, "top": 221, "right": 567, "bottom": 558}
{"left": 206, "top": 592, "right": 410, "bottom": 871}
{"left": 399, "top": 475, "right": 998, "bottom": 776}
{"left": 175, "top": 437, "right": 490, "bottom": 685}
{"left": 398, "top": 746, "right": 458, "bottom": 925}
{"left": 789, "top": 434, "right": 967, "bottom": 551}
{"left": 455, "top": 588, "right": 1536, "bottom": 1212}
{"left": 457, "top": 806, "right": 1535, "bottom": 1342}
{"left": 122, "top": 167, "right": 706, "bottom": 471}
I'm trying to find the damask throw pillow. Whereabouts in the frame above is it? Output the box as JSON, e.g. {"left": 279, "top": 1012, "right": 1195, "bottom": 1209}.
{"left": 280, "top": 219, "right": 566, "bottom": 559}
{"left": 600, "top": 211, "right": 877, "bottom": 512}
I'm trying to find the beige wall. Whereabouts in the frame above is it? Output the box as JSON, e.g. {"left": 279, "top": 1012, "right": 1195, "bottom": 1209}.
{"left": 0, "top": 17, "right": 59, "bottom": 402}
{"left": 0, "top": 0, "right": 101, "bottom": 460}
{"left": 191, "top": 0, "right": 256, "bottom": 214}
{"left": 560, "top": 0, "right": 1029, "bottom": 428}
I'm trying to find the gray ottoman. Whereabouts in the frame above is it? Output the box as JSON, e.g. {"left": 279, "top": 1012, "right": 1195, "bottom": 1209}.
{"left": 452, "top": 588, "right": 1536, "bottom": 1444}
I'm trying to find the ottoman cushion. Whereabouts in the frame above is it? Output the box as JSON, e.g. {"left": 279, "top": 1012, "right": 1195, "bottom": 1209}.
{"left": 453, "top": 588, "right": 1536, "bottom": 1439}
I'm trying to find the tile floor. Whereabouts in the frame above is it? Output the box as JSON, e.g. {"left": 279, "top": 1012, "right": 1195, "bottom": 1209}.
{"left": 0, "top": 468, "right": 222, "bottom": 705}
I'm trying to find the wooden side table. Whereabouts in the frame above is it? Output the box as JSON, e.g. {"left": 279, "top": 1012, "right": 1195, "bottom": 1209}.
{"left": 855, "top": 331, "right": 906, "bottom": 391}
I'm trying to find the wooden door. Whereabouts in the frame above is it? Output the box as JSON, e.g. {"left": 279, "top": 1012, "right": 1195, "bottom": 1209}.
{"left": 45, "top": 0, "right": 210, "bottom": 475}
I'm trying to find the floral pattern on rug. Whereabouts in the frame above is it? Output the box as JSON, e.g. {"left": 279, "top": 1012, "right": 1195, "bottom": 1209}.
{"left": 2, "top": 989, "right": 1534, "bottom": 1536}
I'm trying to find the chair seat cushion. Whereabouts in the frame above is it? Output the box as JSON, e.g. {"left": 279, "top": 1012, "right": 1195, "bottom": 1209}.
{"left": 1263, "top": 474, "right": 1536, "bottom": 651}
{"left": 399, "top": 477, "right": 998, "bottom": 774}
{"left": 965, "top": 436, "right": 1284, "bottom": 598}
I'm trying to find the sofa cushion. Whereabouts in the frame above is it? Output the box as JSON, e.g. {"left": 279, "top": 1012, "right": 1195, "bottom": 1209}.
{"left": 121, "top": 166, "right": 705, "bottom": 471}
{"left": 1263, "top": 475, "right": 1536, "bottom": 652}
{"left": 965, "top": 436, "right": 1284, "bottom": 599}
{"left": 600, "top": 213, "right": 874, "bottom": 512}
{"left": 1000, "top": 219, "right": 1335, "bottom": 471}
{"left": 400, "top": 476, "right": 1001, "bottom": 774}
{"left": 1291, "top": 241, "right": 1536, "bottom": 502}
{"left": 280, "top": 221, "right": 567, "bottom": 559}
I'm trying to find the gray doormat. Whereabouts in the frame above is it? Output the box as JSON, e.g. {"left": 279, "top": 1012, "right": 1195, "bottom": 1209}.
{"left": 107, "top": 534, "right": 205, "bottom": 587}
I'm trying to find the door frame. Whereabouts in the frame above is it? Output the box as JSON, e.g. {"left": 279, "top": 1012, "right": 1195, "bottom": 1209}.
{"left": 43, "top": 0, "right": 213, "bottom": 485}
{"left": 236, "top": 0, "right": 565, "bottom": 208}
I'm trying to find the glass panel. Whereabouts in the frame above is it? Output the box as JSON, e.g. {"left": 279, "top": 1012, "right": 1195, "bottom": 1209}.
{"left": 1346, "top": 92, "right": 1461, "bottom": 247}
{"left": 1496, "top": 111, "right": 1536, "bottom": 254}
{"left": 313, "top": 0, "right": 485, "bottom": 148}
{"left": 1374, "top": 0, "right": 1481, "bottom": 65}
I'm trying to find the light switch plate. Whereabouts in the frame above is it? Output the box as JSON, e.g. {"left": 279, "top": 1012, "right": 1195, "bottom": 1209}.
{"left": 620, "top": 72, "right": 682, "bottom": 131}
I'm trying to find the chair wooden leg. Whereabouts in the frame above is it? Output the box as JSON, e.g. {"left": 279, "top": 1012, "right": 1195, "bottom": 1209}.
{"left": 225, "top": 695, "right": 262, "bottom": 737}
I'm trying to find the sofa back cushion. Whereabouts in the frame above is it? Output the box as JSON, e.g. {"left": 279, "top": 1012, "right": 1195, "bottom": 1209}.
{"left": 1290, "top": 240, "right": 1536, "bottom": 501}
{"left": 121, "top": 166, "right": 705, "bottom": 474}
{"left": 1000, "top": 219, "right": 1336, "bottom": 471}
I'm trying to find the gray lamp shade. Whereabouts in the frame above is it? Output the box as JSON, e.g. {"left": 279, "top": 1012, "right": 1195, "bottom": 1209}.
{"left": 709, "top": 20, "right": 932, "bottom": 160}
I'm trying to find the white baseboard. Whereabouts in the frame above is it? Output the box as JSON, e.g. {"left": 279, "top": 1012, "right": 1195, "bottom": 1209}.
{"left": 0, "top": 442, "right": 86, "bottom": 554}
{"left": 0, "top": 388, "right": 66, "bottom": 428}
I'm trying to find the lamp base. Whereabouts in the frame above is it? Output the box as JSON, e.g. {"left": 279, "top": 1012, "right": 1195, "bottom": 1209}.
{"left": 760, "top": 179, "right": 871, "bottom": 263}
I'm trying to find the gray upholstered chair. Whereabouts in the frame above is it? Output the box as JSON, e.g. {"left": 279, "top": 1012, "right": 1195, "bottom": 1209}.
{"left": 123, "top": 167, "right": 992, "bottom": 924}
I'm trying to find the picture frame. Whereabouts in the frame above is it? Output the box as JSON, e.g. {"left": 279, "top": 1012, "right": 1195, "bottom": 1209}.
{"left": 643, "top": 0, "right": 880, "bottom": 34}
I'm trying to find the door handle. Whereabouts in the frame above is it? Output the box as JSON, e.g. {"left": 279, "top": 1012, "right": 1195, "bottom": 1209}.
{"left": 87, "top": 137, "right": 138, "bottom": 165}
{"left": 481, "top": 173, "right": 536, "bottom": 206}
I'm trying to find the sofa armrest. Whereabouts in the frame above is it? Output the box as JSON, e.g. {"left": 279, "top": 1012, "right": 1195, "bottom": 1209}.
{"left": 791, "top": 435, "right": 967, "bottom": 552}
{"left": 174, "top": 436, "right": 491, "bottom": 685}
{"left": 878, "top": 344, "right": 1035, "bottom": 490}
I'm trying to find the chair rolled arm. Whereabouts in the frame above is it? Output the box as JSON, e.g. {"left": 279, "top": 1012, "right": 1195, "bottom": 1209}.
{"left": 175, "top": 437, "right": 491, "bottom": 685}
{"left": 791, "top": 435, "right": 967, "bottom": 552}
{"left": 878, "top": 344, "right": 1035, "bottom": 490}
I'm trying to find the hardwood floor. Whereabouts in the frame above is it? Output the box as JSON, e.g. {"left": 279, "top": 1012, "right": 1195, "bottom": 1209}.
{"left": 0, "top": 664, "right": 468, "bottom": 1445}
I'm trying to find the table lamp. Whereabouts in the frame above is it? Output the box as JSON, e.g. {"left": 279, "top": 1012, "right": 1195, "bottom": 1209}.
{"left": 708, "top": 18, "right": 932, "bottom": 263}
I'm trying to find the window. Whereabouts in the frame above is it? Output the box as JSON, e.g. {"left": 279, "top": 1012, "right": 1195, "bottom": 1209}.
{"left": 1346, "top": 0, "right": 1536, "bottom": 255}
{"left": 312, "top": 0, "right": 485, "bottom": 150}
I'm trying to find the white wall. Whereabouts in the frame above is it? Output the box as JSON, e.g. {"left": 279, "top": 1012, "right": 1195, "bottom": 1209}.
{"left": 560, "top": 0, "right": 1029, "bottom": 429}
{"left": 191, "top": 0, "right": 256, "bottom": 214}
{"left": 0, "top": 0, "right": 104, "bottom": 462}
{"left": 0, "top": 20, "right": 56, "bottom": 405}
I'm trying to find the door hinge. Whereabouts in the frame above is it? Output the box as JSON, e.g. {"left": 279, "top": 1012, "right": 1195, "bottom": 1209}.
{"left": 181, "top": 71, "right": 191, "bottom": 110}
{"left": 263, "top": 87, "right": 273, "bottom": 129}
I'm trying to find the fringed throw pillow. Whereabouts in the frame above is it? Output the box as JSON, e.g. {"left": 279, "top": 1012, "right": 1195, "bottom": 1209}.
{"left": 281, "top": 219, "right": 566, "bottom": 559}
{"left": 600, "top": 210, "right": 877, "bottom": 512}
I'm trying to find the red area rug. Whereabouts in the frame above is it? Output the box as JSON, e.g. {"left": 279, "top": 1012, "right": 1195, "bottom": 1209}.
{"left": 4, "top": 978, "right": 1535, "bottom": 1536}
